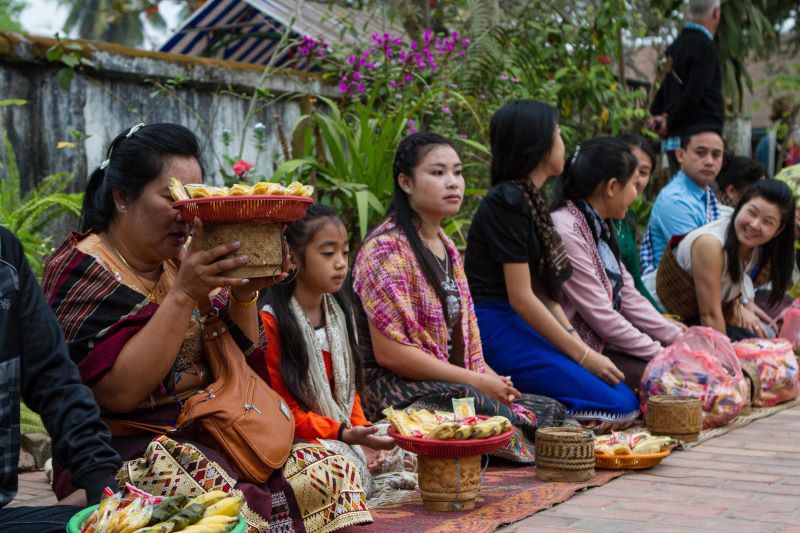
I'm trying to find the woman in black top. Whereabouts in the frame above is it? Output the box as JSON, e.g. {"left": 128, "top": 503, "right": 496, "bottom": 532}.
{"left": 465, "top": 100, "right": 640, "bottom": 431}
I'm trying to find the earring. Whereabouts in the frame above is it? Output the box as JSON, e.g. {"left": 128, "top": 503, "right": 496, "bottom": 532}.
{"left": 119, "top": 205, "right": 127, "bottom": 210}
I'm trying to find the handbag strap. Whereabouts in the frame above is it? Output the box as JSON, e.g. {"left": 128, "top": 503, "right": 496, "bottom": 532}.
{"left": 103, "top": 417, "right": 175, "bottom": 437}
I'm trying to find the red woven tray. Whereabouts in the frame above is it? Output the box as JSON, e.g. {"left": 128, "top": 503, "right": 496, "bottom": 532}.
{"left": 173, "top": 195, "right": 313, "bottom": 223}
{"left": 388, "top": 418, "right": 513, "bottom": 458}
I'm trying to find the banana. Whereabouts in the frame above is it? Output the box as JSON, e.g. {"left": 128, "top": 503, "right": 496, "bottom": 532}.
{"left": 180, "top": 518, "right": 238, "bottom": 533}
{"left": 453, "top": 423, "right": 475, "bottom": 440}
{"left": 194, "top": 516, "right": 238, "bottom": 525}
{"left": 132, "top": 526, "right": 173, "bottom": 533}
{"left": 471, "top": 422, "right": 495, "bottom": 439}
{"left": 425, "top": 421, "right": 459, "bottom": 440}
{"left": 188, "top": 490, "right": 229, "bottom": 508}
{"left": 484, "top": 416, "right": 512, "bottom": 433}
{"left": 203, "top": 496, "right": 244, "bottom": 518}
{"left": 176, "top": 524, "right": 227, "bottom": 533}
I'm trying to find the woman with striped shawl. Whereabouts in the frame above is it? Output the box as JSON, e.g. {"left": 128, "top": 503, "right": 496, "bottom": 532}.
{"left": 42, "top": 123, "right": 371, "bottom": 533}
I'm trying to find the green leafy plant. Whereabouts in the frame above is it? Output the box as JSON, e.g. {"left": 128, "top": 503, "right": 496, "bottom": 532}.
{"left": 274, "top": 91, "right": 437, "bottom": 241}
{"left": 45, "top": 35, "right": 96, "bottom": 89}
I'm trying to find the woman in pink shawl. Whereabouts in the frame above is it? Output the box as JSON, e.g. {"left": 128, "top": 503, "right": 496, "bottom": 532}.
{"left": 352, "top": 133, "right": 573, "bottom": 463}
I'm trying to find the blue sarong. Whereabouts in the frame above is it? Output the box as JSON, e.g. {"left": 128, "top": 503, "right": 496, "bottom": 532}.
{"left": 475, "top": 300, "right": 640, "bottom": 430}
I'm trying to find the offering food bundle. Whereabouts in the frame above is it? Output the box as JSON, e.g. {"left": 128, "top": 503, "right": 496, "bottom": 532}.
{"left": 169, "top": 179, "right": 313, "bottom": 200}
{"left": 640, "top": 327, "right": 747, "bottom": 429}
{"left": 383, "top": 407, "right": 511, "bottom": 440}
{"left": 594, "top": 431, "right": 675, "bottom": 456}
{"left": 80, "top": 484, "right": 243, "bottom": 533}
{"left": 733, "top": 338, "right": 800, "bottom": 407}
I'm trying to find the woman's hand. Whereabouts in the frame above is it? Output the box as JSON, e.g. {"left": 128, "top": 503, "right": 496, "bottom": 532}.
{"left": 749, "top": 302, "right": 775, "bottom": 330}
{"left": 362, "top": 447, "right": 390, "bottom": 472}
{"left": 741, "top": 304, "right": 767, "bottom": 338}
{"left": 471, "top": 372, "right": 521, "bottom": 406}
{"left": 583, "top": 350, "right": 624, "bottom": 385}
{"left": 342, "top": 425, "right": 396, "bottom": 451}
{"left": 172, "top": 219, "right": 253, "bottom": 303}
{"left": 58, "top": 489, "right": 87, "bottom": 507}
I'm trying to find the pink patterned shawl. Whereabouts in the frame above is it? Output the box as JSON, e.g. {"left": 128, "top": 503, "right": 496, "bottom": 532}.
{"left": 353, "top": 219, "right": 486, "bottom": 373}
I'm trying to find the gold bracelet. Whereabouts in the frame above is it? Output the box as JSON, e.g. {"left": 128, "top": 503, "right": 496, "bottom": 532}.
{"left": 229, "top": 287, "right": 258, "bottom": 308}
{"left": 578, "top": 347, "right": 590, "bottom": 367}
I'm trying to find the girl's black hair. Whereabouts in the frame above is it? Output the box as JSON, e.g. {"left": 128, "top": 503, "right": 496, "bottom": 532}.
{"left": 80, "top": 123, "right": 204, "bottom": 232}
{"left": 263, "top": 204, "right": 363, "bottom": 410}
{"left": 550, "top": 136, "right": 639, "bottom": 211}
{"left": 375, "top": 131, "right": 457, "bottom": 308}
{"left": 724, "top": 179, "right": 796, "bottom": 307}
{"left": 617, "top": 133, "right": 656, "bottom": 168}
{"left": 489, "top": 99, "right": 559, "bottom": 185}
{"left": 717, "top": 155, "right": 766, "bottom": 196}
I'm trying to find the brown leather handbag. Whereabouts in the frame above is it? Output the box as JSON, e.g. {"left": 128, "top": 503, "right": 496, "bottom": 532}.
{"left": 176, "top": 303, "right": 295, "bottom": 484}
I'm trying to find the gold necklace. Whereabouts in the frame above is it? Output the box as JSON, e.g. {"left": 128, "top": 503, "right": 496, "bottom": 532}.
{"left": 106, "top": 237, "right": 163, "bottom": 302}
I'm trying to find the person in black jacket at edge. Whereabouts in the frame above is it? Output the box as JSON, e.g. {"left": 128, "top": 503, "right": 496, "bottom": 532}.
{"left": 0, "top": 226, "right": 121, "bottom": 532}
{"left": 649, "top": 0, "right": 723, "bottom": 173}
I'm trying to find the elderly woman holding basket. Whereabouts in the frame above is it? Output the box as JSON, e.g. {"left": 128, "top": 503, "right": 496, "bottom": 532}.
{"left": 42, "top": 123, "right": 371, "bottom": 533}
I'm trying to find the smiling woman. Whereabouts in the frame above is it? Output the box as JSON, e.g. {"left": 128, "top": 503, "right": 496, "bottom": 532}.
{"left": 656, "top": 179, "right": 796, "bottom": 340}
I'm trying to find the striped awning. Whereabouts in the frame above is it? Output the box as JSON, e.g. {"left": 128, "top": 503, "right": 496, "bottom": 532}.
{"left": 160, "top": 0, "right": 402, "bottom": 69}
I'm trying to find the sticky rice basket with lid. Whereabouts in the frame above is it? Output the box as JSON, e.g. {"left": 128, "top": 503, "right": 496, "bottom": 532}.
{"left": 173, "top": 194, "right": 313, "bottom": 278}
{"left": 388, "top": 416, "right": 513, "bottom": 512}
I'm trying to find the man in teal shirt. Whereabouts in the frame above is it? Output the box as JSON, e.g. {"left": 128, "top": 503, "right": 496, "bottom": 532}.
{"left": 640, "top": 127, "right": 725, "bottom": 283}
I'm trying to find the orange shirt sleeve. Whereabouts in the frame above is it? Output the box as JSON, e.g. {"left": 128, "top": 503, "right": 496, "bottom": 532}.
{"left": 350, "top": 391, "right": 370, "bottom": 427}
{"left": 260, "top": 310, "right": 343, "bottom": 441}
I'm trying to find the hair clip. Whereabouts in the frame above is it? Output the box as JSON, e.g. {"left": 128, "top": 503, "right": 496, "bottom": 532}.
{"left": 571, "top": 144, "right": 582, "bottom": 165}
{"left": 126, "top": 123, "right": 145, "bottom": 137}
{"left": 99, "top": 159, "right": 110, "bottom": 170}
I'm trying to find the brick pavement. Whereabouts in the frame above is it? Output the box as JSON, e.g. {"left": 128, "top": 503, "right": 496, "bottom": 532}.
{"left": 500, "top": 405, "right": 800, "bottom": 532}
{"left": 9, "top": 405, "right": 800, "bottom": 532}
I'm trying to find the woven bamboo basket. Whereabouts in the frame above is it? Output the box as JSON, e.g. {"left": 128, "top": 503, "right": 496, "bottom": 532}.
{"left": 740, "top": 361, "right": 763, "bottom": 414}
{"left": 417, "top": 455, "right": 481, "bottom": 512}
{"left": 534, "top": 427, "right": 595, "bottom": 482}
{"left": 646, "top": 395, "right": 702, "bottom": 442}
{"left": 203, "top": 221, "right": 283, "bottom": 278}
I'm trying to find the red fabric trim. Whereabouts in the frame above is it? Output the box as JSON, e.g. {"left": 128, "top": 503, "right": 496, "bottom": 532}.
{"left": 78, "top": 304, "right": 157, "bottom": 386}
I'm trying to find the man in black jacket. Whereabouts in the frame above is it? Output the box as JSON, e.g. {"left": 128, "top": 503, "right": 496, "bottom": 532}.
{"left": 0, "top": 226, "right": 121, "bottom": 532}
{"left": 650, "top": 0, "right": 723, "bottom": 170}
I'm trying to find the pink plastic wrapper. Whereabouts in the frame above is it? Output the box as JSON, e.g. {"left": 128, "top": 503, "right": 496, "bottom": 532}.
{"left": 778, "top": 299, "right": 800, "bottom": 346}
{"left": 640, "top": 327, "right": 747, "bottom": 429}
{"left": 734, "top": 339, "right": 800, "bottom": 407}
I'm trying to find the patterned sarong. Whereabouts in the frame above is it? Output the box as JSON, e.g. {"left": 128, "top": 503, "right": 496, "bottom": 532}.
{"left": 120, "top": 436, "right": 372, "bottom": 533}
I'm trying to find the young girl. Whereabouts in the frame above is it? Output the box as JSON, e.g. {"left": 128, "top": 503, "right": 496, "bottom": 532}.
{"left": 258, "top": 204, "right": 396, "bottom": 478}
{"left": 551, "top": 137, "right": 682, "bottom": 391}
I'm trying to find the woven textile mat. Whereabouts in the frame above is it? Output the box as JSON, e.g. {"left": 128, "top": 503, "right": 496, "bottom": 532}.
{"left": 362, "top": 465, "right": 622, "bottom": 533}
